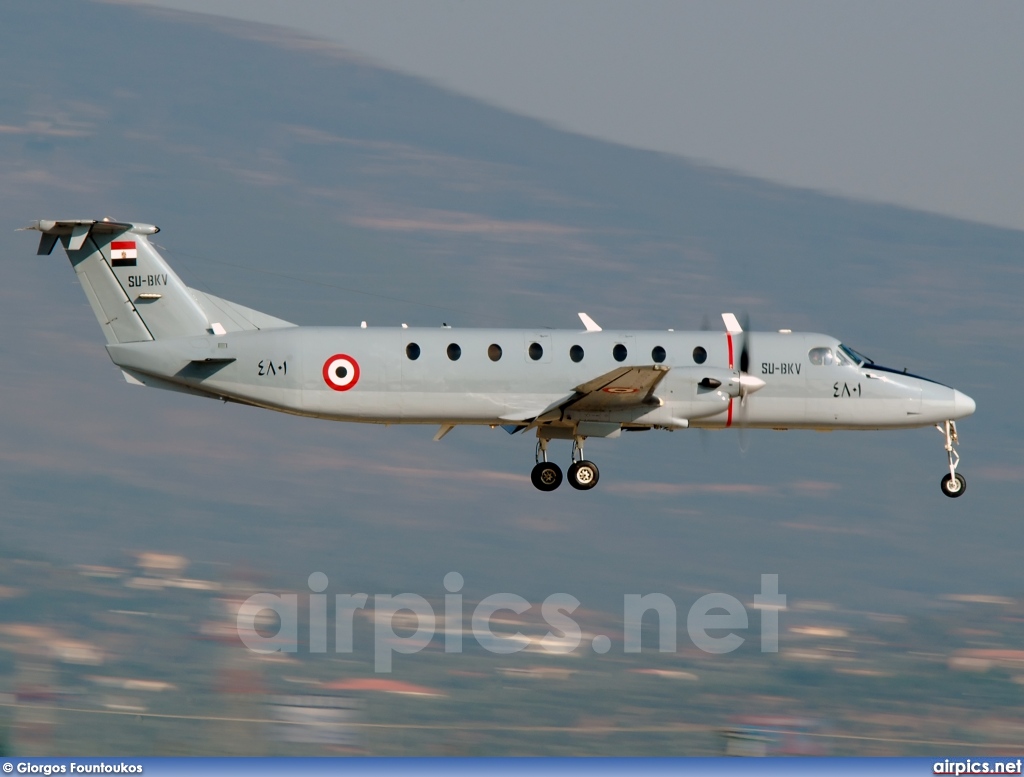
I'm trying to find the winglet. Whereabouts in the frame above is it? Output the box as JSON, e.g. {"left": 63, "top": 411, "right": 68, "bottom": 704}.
{"left": 721, "top": 313, "right": 743, "bottom": 334}
{"left": 578, "top": 312, "right": 602, "bottom": 332}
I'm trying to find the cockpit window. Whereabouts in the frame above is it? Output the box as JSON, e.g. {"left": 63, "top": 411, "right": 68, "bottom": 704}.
{"left": 839, "top": 343, "right": 873, "bottom": 366}
{"left": 808, "top": 347, "right": 835, "bottom": 366}
{"left": 835, "top": 348, "right": 856, "bottom": 368}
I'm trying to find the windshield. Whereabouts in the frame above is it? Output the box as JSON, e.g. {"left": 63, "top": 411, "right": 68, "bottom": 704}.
{"left": 838, "top": 343, "right": 873, "bottom": 366}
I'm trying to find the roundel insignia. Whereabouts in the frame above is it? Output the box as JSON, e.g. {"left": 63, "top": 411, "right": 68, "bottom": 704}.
{"left": 322, "top": 354, "right": 360, "bottom": 391}
{"left": 602, "top": 386, "right": 640, "bottom": 394}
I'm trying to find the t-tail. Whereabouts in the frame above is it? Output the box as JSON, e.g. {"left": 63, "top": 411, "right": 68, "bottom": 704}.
{"left": 24, "top": 219, "right": 293, "bottom": 345}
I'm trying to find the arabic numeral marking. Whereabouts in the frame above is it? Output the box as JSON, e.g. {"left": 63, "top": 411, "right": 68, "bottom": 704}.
{"left": 258, "top": 359, "right": 288, "bottom": 377}
{"left": 833, "top": 382, "right": 862, "bottom": 398}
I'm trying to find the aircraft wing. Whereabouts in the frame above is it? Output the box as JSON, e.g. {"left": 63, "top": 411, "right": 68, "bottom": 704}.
{"left": 495, "top": 366, "right": 669, "bottom": 432}
{"left": 565, "top": 364, "right": 669, "bottom": 410}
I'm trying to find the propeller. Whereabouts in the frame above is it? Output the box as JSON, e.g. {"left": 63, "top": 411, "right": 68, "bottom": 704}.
{"left": 724, "top": 312, "right": 764, "bottom": 407}
{"left": 721, "top": 313, "right": 765, "bottom": 449}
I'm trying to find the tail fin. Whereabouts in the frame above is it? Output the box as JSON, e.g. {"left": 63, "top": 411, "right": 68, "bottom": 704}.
{"left": 25, "top": 219, "right": 290, "bottom": 344}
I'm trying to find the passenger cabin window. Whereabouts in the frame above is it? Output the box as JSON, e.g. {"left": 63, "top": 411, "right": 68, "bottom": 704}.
{"left": 808, "top": 347, "right": 834, "bottom": 366}
{"left": 692, "top": 346, "right": 707, "bottom": 365}
{"left": 488, "top": 344, "right": 502, "bottom": 362}
{"left": 406, "top": 343, "right": 421, "bottom": 361}
{"left": 652, "top": 345, "right": 666, "bottom": 363}
{"left": 447, "top": 343, "right": 461, "bottom": 361}
{"left": 528, "top": 342, "right": 544, "bottom": 361}
{"left": 569, "top": 344, "right": 584, "bottom": 363}
{"left": 613, "top": 343, "right": 628, "bottom": 362}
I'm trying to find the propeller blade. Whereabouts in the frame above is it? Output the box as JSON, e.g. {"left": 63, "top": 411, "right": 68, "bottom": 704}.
{"left": 699, "top": 427, "right": 711, "bottom": 456}
{"left": 738, "top": 312, "right": 751, "bottom": 375}
{"left": 737, "top": 424, "right": 751, "bottom": 454}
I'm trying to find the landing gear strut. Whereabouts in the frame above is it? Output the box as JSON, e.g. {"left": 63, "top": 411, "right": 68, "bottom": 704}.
{"left": 567, "top": 436, "right": 599, "bottom": 491}
{"left": 938, "top": 420, "right": 966, "bottom": 498}
{"left": 531, "top": 438, "right": 562, "bottom": 492}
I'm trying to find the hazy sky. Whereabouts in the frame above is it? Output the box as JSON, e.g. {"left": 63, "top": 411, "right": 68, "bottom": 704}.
{"left": 139, "top": 0, "right": 1024, "bottom": 230}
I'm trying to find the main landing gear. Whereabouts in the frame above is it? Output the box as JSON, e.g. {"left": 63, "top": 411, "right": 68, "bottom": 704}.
{"left": 531, "top": 439, "right": 562, "bottom": 492}
{"left": 530, "top": 437, "right": 600, "bottom": 492}
{"left": 938, "top": 420, "right": 966, "bottom": 498}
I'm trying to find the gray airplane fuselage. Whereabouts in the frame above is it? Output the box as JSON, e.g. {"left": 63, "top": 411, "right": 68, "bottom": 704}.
{"left": 107, "top": 325, "right": 972, "bottom": 431}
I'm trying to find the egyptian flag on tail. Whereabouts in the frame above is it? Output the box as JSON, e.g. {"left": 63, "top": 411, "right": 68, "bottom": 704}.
{"left": 110, "top": 240, "right": 137, "bottom": 267}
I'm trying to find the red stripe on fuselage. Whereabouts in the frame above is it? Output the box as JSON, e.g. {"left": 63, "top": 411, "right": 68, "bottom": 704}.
{"left": 725, "top": 332, "right": 735, "bottom": 427}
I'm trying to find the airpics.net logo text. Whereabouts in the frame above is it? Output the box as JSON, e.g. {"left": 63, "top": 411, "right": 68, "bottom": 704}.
{"left": 235, "top": 573, "right": 786, "bottom": 672}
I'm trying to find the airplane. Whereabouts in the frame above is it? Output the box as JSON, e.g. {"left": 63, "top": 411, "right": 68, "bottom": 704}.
{"left": 24, "top": 218, "right": 976, "bottom": 497}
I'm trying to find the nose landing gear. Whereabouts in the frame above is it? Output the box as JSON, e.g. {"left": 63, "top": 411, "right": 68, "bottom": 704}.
{"left": 938, "top": 420, "right": 966, "bottom": 498}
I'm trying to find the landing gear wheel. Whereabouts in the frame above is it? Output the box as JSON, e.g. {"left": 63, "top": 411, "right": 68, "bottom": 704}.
{"left": 940, "top": 472, "right": 966, "bottom": 498}
{"left": 531, "top": 462, "right": 563, "bottom": 492}
{"left": 937, "top": 420, "right": 966, "bottom": 499}
{"left": 567, "top": 460, "right": 600, "bottom": 491}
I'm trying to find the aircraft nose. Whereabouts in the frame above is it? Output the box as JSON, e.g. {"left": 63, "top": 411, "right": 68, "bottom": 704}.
{"left": 954, "top": 389, "right": 976, "bottom": 419}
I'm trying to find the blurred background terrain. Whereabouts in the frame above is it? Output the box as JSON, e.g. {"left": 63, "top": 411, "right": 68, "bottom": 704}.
{"left": 0, "top": 0, "right": 1022, "bottom": 755}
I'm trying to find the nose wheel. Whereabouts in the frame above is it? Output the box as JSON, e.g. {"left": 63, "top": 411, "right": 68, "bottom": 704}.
{"left": 940, "top": 472, "right": 966, "bottom": 498}
{"left": 937, "top": 420, "right": 966, "bottom": 498}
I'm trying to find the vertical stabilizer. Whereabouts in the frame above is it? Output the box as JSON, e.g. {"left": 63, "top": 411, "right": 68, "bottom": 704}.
{"left": 25, "top": 219, "right": 213, "bottom": 343}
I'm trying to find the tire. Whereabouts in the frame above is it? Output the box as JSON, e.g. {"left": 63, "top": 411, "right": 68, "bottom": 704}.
{"left": 531, "top": 462, "right": 562, "bottom": 492}
{"left": 567, "top": 460, "right": 600, "bottom": 491}
{"left": 940, "top": 473, "right": 966, "bottom": 498}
